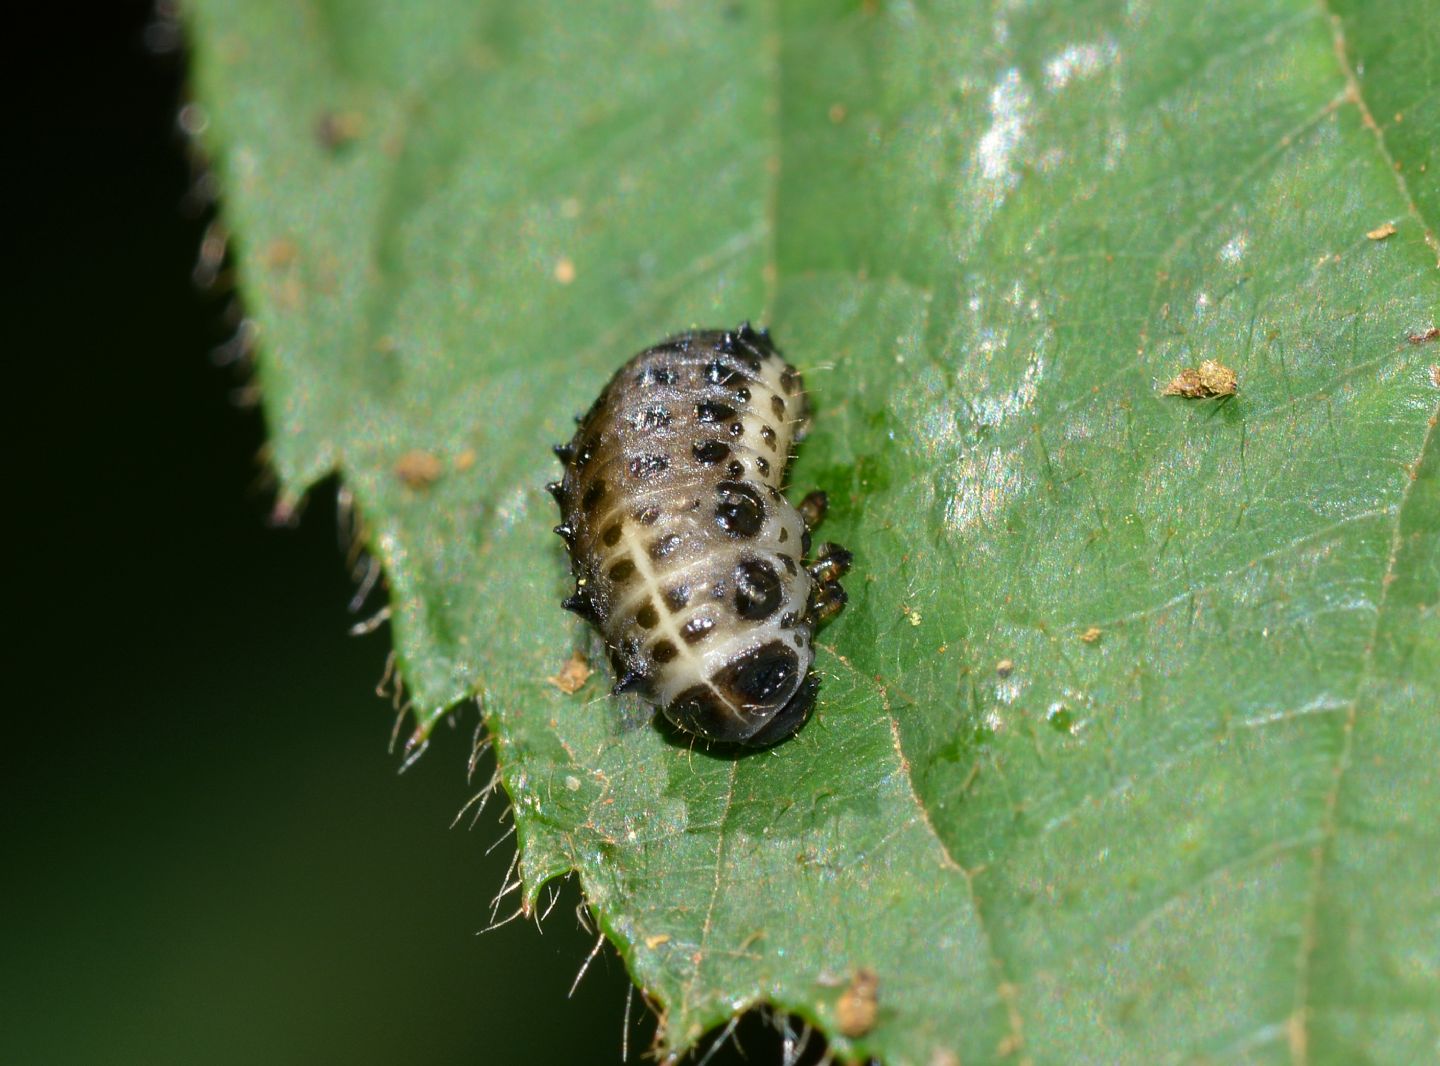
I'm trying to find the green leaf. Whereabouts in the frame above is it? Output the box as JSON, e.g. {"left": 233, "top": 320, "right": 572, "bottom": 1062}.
{"left": 187, "top": 0, "right": 1439, "bottom": 1061}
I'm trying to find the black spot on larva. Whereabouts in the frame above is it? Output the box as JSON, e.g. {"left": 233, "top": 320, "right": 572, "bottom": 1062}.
{"left": 734, "top": 558, "right": 782, "bottom": 620}
{"left": 802, "top": 528, "right": 812, "bottom": 555}
{"left": 697, "top": 400, "right": 736, "bottom": 423}
{"left": 652, "top": 639, "right": 679, "bottom": 664}
{"left": 719, "top": 640, "right": 799, "bottom": 705}
{"left": 637, "top": 365, "right": 678, "bottom": 387}
{"left": 636, "top": 603, "right": 659, "bottom": 629}
{"left": 609, "top": 558, "right": 636, "bottom": 582}
{"left": 577, "top": 436, "right": 600, "bottom": 465}
{"left": 756, "top": 456, "right": 770, "bottom": 477}
{"left": 760, "top": 425, "right": 777, "bottom": 450}
{"left": 693, "top": 439, "right": 730, "bottom": 465}
{"left": 582, "top": 479, "right": 606, "bottom": 509}
{"left": 780, "top": 555, "right": 799, "bottom": 575}
{"left": 665, "top": 585, "right": 691, "bottom": 611}
{"left": 682, "top": 616, "right": 715, "bottom": 644}
{"left": 629, "top": 453, "right": 669, "bottom": 479}
{"left": 771, "top": 395, "right": 785, "bottom": 418}
{"left": 636, "top": 506, "right": 659, "bottom": 525}
{"left": 735, "top": 386, "right": 751, "bottom": 403}
{"left": 729, "top": 421, "right": 745, "bottom": 438}
{"left": 726, "top": 460, "right": 744, "bottom": 479}
{"left": 778, "top": 527, "right": 789, "bottom": 543}
{"left": 665, "top": 685, "right": 731, "bottom": 739}
{"left": 780, "top": 366, "right": 800, "bottom": 394}
{"left": 780, "top": 611, "right": 798, "bottom": 628}
{"left": 649, "top": 533, "right": 682, "bottom": 560}
{"left": 602, "top": 522, "right": 622, "bottom": 547}
{"left": 715, "top": 480, "right": 766, "bottom": 538}
{"left": 630, "top": 405, "right": 672, "bottom": 431}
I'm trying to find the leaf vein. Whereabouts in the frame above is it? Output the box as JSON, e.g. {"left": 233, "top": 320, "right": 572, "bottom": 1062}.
{"left": 818, "top": 644, "right": 1028, "bottom": 1060}
{"left": 1288, "top": 8, "right": 1440, "bottom": 1059}
{"left": 678, "top": 761, "right": 738, "bottom": 1029}
{"left": 1316, "top": 0, "right": 1439, "bottom": 256}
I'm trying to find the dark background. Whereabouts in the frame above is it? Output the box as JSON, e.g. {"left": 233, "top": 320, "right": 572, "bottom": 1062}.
{"left": 4, "top": 4, "right": 813, "bottom": 1063}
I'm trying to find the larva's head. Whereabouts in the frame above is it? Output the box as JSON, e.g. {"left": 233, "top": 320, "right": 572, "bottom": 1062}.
{"left": 662, "top": 639, "right": 820, "bottom": 747}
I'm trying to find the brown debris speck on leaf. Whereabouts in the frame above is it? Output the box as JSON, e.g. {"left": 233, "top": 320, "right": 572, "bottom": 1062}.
{"left": 1162, "top": 360, "right": 1238, "bottom": 399}
{"left": 1080, "top": 626, "right": 1102, "bottom": 644}
{"left": 262, "top": 237, "right": 298, "bottom": 270}
{"left": 1430, "top": 366, "right": 1440, "bottom": 389}
{"left": 453, "top": 448, "right": 477, "bottom": 472}
{"left": 546, "top": 652, "right": 592, "bottom": 694}
{"left": 837, "top": 967, "right": 880, "bottom": 1038}
{"left": 996, "top": 658, "right": 1015, "bottom": 678}
{"left": 1365, "top": 222, "right": 1397, "bottom": 240}
{"left": 316, "top": 109, "right": 366, "bottom": 149}
{"left": 1409, "top": 327, "right": 1439, "bottom": 345}
{"left": 393, "top": 449, "right": 444, "bottom": 488}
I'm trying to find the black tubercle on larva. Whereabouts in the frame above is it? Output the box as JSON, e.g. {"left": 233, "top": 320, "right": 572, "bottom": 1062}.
{"left": 550, "top": 324, "right": 850, "bottom": 747}
{"left": 562, "top": 590, "right": 599, "bottom": 623}
{"left": 611, "top": 665, "right": 648, "bottom": 695}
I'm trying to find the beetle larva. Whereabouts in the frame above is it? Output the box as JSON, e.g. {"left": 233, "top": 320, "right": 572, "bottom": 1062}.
{"left": 549, "top": 323, "right": 851, "bottom": 746}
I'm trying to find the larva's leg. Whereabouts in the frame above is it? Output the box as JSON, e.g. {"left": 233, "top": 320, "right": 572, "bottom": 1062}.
{"left": 807, "top": 542, "right": 852, "bottom": 584}
{"left": 797, "top": 490, "right": 828, "bottom": 531}
{"left": 807, "top": 542, "right": 852, "bottom": 627}
{"left": 808, "top": 578, "right": 849, "bottom": 627}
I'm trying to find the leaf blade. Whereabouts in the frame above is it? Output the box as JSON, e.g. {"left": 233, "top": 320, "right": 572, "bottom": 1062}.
{"left": 188, "top": 0, "right": 1440, "bottom": 1061}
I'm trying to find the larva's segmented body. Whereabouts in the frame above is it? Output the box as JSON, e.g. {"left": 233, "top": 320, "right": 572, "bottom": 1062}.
{"left": 549, "top": 324, "right": 850, "bottom": 746}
